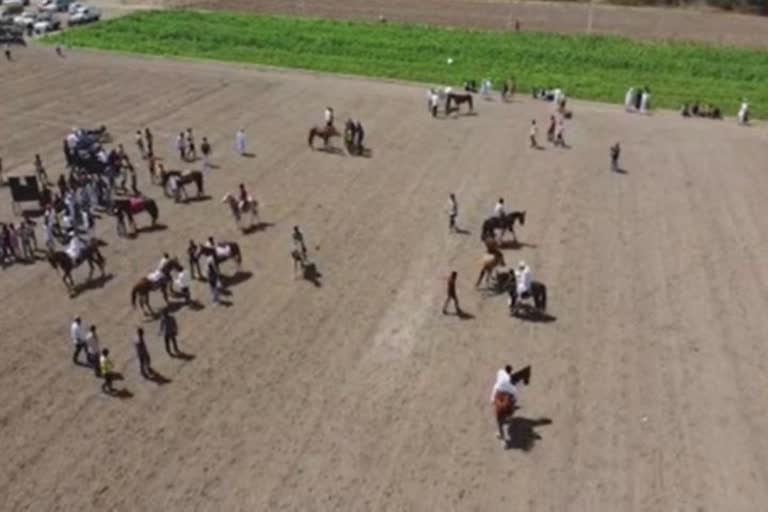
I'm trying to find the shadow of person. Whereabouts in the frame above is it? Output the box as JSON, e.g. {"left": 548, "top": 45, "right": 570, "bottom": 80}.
{"left": 242, "top": 222, "right": 275, "bottom": 235}
{"left": 457, "top": 310, "right": 475, "bottom": 320}
{"left": 145, "top": 368, "right": 171, "bottom": 385}
{"left": 614, "top": 167, "right": 629, "bottom": 175}
{"left": 173, "top": 351, "right": 196, "bottom": 361}
{"left": 303, "top": 261, "right": 322, "bottom": 287}
{"left": 455, "top": 227, "right": 471, "bottom": 236}
{"left": 512, "top": 306, "right": 557, "bottom": 323}
{"left": 505, "top": 417, "right": 553, "bottom": 451}
{"left": 220, "top": 270, "right": 253, "bottom": 288}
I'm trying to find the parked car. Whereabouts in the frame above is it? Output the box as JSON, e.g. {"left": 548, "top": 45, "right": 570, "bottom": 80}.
{"left": 13, "top": 10, "right": 35, "bottom": 29}
{"left": 39, "top": 0, "right": 70, "bottom": 12}
{"left": 33, "top": 10, "right": 59, "bottom": 32}
{"left": 2, "top": 0, "right": 25, "bottom": 8}
{"left": 66, "top": 1, "right": 83, "bottom": 14}
{"left": 68, "top": 4, "right": 98, "bottom": 25}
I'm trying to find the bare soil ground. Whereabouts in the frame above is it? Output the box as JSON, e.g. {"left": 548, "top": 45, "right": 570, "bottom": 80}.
{"left": 189, "top": 0, "right": 768, "bottom": 48}
{"left": 3, "top": 48, "right": 768, "bottom": 511}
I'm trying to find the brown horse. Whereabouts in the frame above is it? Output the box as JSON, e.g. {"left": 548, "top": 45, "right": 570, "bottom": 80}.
{"left": 113, "top": 197, "right": 159, "bottom": 233}
{"left": 222, "top": 193, "right": 259, "bottom": 231}
{"left": 160, "top": 168, "right": 204, "bottom": 201}
{"left": 476, "top": 251, "right": 505, "bottom": 288}
{"left": 48, "top": 242, "right": 106, "bottom": 294}
{"left": 308, "top": 124, "right": 340, "bottom": 150}
{"left": 493, "top": 366, "right": 531, "bottom": 443}
{"left": 446, "top": 92, "right": 474, "bottom": 114}
{"left": 131, "top": 257, "right": 183, "bottom": 315}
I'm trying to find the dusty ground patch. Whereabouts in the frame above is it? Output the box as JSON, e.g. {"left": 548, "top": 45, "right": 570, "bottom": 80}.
{"left": 2, "top": 48, "right": 768, "bottom": 511}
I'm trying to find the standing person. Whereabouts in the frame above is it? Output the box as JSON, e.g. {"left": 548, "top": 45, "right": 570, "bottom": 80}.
{"left": 529, "top": 120, "right": 538, "bottom": 148}
{"left": 554, "top": 117, "right": 565, "bottom": 147}
{"left": 115, "top": 206, "right": 127, "bottom": 238}
{"left": 187, "top": 240, "right": 201, "bottom": 279}
{"left": 99, "top": 349, "right": 116, "bottom": 394}
{"left": 4, "top": 43, "right": 11, "bottom": 61}
{"left": 18, "top": 221, "right": 33, "bottom": 261}
{"left": 206, "top": 253, "right": 220, "bottom": 304}
{"left": 186, "top": 128, "right": 197, "bottom": 160}
{"left": 200, "top": 137, "right": 212, "bottom": 171}
{"left": 546, "top": 115, "right": 556, "bottom": 143}
{"left": 176, "top": 132, "right": 187, "bottom": 161}
{"left": 70, "top": 317, "right": 87, "bottom": 365}
{"left": 447, "top": 193, "right": 458, "bottom": 233}
{"left": 158, "top": 309, "right": 180, "bottom": 357}
{"left": 134, "top": 327, "right": 153, "bottom": 379}
{"left": 175, "top": 265, "right": 191, "bottom": 303}
{"left": 442, "top": 271, "right": 462, "bottom": 315}
{"left": 85, "top": 325, "right": 101, "bottom": 376}
{"left": 144, "top": 127, "right": 154, "bottom": 156}
{"left": 135, "top": 130, "right": 146, "bottom": 160}
{"left": 610, "top": 142, "right": 621, "bottom": 172}
{"left": 292, "top": 226, "right": 308, "bottom": 261}
{"left": 235, "top": 128, "right": 246, "bottom": 156}
{"left": 34, "top": 154, "right": 50, "bottom": 186}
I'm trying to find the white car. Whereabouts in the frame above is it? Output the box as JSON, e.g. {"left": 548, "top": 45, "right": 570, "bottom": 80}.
{"left": 39, "top": 0, "right": 70, "bottom": 12}
{"left": 2, "top": 0, "right": 24, "bottom": 8}
{"left": 66, "top": 0, "right": 83, "bottom": 14}
{"left": 33, "top": 11, "right": 59, "bottom": 32}
{"left": 68, "top": 4, "right": 98, "bottom": 24}
{"left": 13, "top": 11, "right": 35, "bottom": 28}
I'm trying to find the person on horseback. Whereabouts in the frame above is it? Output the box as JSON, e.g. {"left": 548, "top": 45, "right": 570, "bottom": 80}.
{"left": 513, "top": 261, "right": 532, "bottom": 303}
{"left": 238, "top": 183, "right": 252, "bottom": 212}
{"left": 324, "top": 107, "right": 335, "bottom": 128}
{"left": 490, "top": 365, "right": 518, "bottom": 440}
{"left": 494, "top": 198, "right": 506, "bottom": 219}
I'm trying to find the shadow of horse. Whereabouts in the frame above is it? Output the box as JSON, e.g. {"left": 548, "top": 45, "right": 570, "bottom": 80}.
{"left": 512, "top": 304, "right": 556, "bottom": 323}
{"left": 136, "top": 223, "right": 168, "bottom": 234}
{"left": 499, "top": 240, "right": 538, "bottom": 250}
{"left": 317, "top": 146, "right": 345, "bottom": 156}
{"left": 183, "top": 194, "right": 212, "bottom": 203}
{"left": 220, "top": 270, "right": 253, "bottom": 288}
{"left": 243, "top": 222, "right": 275, "bottom": 235}
{"left": 505, "top": 416, "right": 553, "bottom": 451}
{"left": 71, "top": 273, "right": 115, "bottom": 298}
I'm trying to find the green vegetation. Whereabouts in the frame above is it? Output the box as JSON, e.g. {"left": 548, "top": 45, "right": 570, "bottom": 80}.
{"left": 49, "top": 10, "right": 768, "bottom": 116}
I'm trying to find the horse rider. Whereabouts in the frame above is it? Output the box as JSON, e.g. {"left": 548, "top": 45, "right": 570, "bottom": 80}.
{"left": 494, "top": 198, "right": 506, "bottom": 219}
{"left": 490, "top": 365, "right": 519, "bottom": 439}
{"left": 510, "top": 261, "right": 532, "bottom": 307}
{"left": 237, "top": 183, "right": 252, "bottom": 211}
{"left": 324, "top": 106, "right": 335, "bottom": 127}
{"left": 292, "top": 226, "right": 308, "bottom": 262}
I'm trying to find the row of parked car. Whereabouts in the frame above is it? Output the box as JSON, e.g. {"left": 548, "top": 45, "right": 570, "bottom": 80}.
{"left": 0, "top": 0, "right": 100, "bottom": 35}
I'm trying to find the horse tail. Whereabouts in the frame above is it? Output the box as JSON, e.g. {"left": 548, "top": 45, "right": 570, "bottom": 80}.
{"left": 233, "top": 244, "right": 242, "bottom": 265}
{"left": 131, "top": 285, "right": 139, "bottom": 308}
{"left": 308, "top": 128, "right": 315, "bottom": 147}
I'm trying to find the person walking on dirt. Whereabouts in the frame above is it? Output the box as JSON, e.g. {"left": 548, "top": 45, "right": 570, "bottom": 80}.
{"left": 158, "top": 309, "right": 181, "bottom": 357}
{"left": 144, "top": 128, "right": 154, "bottom": 156}
{"left": 70, "top": 316, "right": 87, "bottom": 366}
{"left": 610, "top": 142, "right": 621, "bottom": 172}
{"left": 235, "top": 128, "right": 246, "bottom": 156}
{"left": 447, "top": 193, "right": 458, "bottom": 233}
{"left": 85, "top": 325, "right": 101, "bottom": 377}
{"left": 529, "top": 120, "right": 538, "bottom": 148}
{"left": 443, "top": 271, "right": 463, "bottom": 315}
{"left": 176, "top": 132, "right": 187, "bottom": 161}
{"left": 201, "top": 137, "right": 212, "bottom": 171}
{"left": 292, "top": 226, "right": 308, "bottom": 262}
{"left": 186, "top": 128, "right": 197, "bottom": 160}
{"left": 100, "top": 348, "right": 116, "bottom": 394}
{"left": 134, "top": 327, "right": 153, "bottom": 379}
{"left": 135, "top": 130, "right": 146, "bottom": 160}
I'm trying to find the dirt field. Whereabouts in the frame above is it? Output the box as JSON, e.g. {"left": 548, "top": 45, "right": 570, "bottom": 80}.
{"left": 3, "top": 47, "right": 768, "bottom": 511}
{"left": 188, "top": 0, "right": 768, "bottom": 48}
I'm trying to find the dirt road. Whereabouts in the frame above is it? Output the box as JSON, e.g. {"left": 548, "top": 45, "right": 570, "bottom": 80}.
{"left": 2, "top": 48, "right": 768, "bottom": 511}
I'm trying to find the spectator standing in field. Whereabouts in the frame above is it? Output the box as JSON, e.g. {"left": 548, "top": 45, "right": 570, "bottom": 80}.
{"left": 100, "top": 349, "right": 116, "bottom": 394}
{"left": 235, "top": 128, "right": 246, "bottom": 156}
{"left": 201, "top": 137, "right": 212, "bottom": 171}
{"left": 134, "top": 327, "right": 153, "bottom": 379}
{"left": 135, "top": 130, "right": 146, "bottom": 159}
{"left": 610, "top": 142, "right": 621, "bottom": 173}
{"left": 186, "top": 128, "right": 197, "bottom": 160}
{"left": 71, "top": 317, "right": 87, "bottom": 366}
{"left": 206, "top": 253, "right": 221, "bottom": 304}
{"left": 442, "top": 271, "right": 463, "bottom": 315}
{"left": 85, "top": 325, "right": 101, "bottom": 377}
{"left": 144, "top": 128, "right": 154, "bottom": 156}
{"left": 158, "top": 309, "right": 181, "bottom": 357}
{"left": 529, "top": 120, "right": 538, "bottom": 148}
{"left": 176, "top": 132, "right": 187, "bottom": 161}
{"left": 447, "top": 193, "right": 458, "bottom": 233}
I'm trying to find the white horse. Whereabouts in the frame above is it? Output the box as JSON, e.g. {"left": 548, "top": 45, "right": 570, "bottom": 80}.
{"left": 222, "top": 193, "right": 259, "bottom": 231}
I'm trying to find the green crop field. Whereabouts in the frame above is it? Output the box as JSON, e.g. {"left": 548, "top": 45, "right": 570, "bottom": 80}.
{"left": 48, "top": 10, "right": 768, "bottom": 117}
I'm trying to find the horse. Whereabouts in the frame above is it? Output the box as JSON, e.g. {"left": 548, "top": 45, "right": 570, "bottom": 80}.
{"left": 308, "top": 124, "right": 340, "bottom": 150}
{"left": 222, "top": 193, "right": 259, "bottom": 231}
{"left": 446, "top": 92, "right": 474, "bottom": 114}
{"left": 160, "top": 168, "right": 204, "bottom": 201}
{"left": 481, "top": 211, "right": 526, "bottom": 242}
{"left": 493, "top": 366, "right": 531, "bottom": 443}
{"left": 113, "top": 197, "right": 159, "bottom": 233}
{"left": 502, "top": 271, "right": 548, "bottom": 314}
{"left": 199, "top": 242, "right": 242, "bottom": 274}
{"left": 476, "top": 251, "right": 505, "bottom": 288}
{"left": 47, "top": 242, "right": 106, "bottom": 293}
{"left": 130, "top": 257, "right": 183, "bottom": 315}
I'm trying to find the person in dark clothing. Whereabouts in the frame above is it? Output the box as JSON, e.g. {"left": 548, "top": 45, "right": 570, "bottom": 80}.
{"left": 134, "top": 327, "right": 153, "bottom": 379}
{"left": 188, "top": 240, "right": 202, "bottom": 279}
{"left": 158, "top": 309, "right": 180, "bottom": 357}
{"left": 34, "top": 154, "right": 49, "bottom": 186}
{"left": 442, "top": 271, "right": 462, "bottom": 315}
{"left": 200, "top": 137, "right": 212, "bottom": 171}
{"left": 4, "top": 44, "right": 12, "bottom": 62}
{"left": 206, "top": 254, "right": 220, "bottom": 304}
{"left": 610, "top": 142, "right": 621, "bottom": 173}
{"left": 144, "top": 128, "right": 154, "bottom": 155}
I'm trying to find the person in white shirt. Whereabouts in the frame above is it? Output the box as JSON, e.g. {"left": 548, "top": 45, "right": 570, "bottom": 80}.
{"left": 324, "top": 107, "right": 334, "bottom": 127}
{"left": 174, "top": 267, "right": 191, "bottom": 304}
{"left": 512, "top": 261, "right": 532, "bottom": 304}
{"left": 85, "top": 325, "right": 101, "bottom": 376}
{"left": 157, "top": 253, "right": 170, "bottom": 274}
{"left": 529, "top": 119, "right": 538, "bottom": 148}
{"left": 490, "top": 366, "right": 518, "bottom": 440}
{"left": 624, "top": 87, "right": 636, "bottom": 112}
{"left": 494, "top": 198, "right": 505, "bottom": 219}
{"left": 640, "top": 89, "right": 651, "bottom": 114}
{"left": 447, "top": 193, "right": 458, "bottom": 233}
{"left": 70, "top": 317, "right": 87, "bottom": 365}
{"left": 235, "top": 129, "right": 246, "bottom": 156}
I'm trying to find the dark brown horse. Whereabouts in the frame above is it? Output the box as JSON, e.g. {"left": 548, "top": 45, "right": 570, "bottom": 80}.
{"left": 131, "top": 257, "right": 183, "bottom": 315}
{"left": 113, "top": 197, "right": 159, "bottom": 233}
{"left": 446, "top": 92, "right": 474, "bottom": 114}
{"left": 481, "top": 211, "right": 526, "bottom": 242}
{"left": 308, "top": 124, "right": 340, "bottom": 150}
{"left": 48, "top": 242, "right": 106, "bottom": 294}
{"left": 160, "top": 168, "right": 204, "bottom": 201}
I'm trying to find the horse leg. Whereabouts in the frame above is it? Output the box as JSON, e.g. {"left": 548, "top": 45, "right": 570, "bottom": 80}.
{"left": 475, "top": 268, "right": 486, "bottom": 288}
{"left": 87, "top": 259, "right": 94, "bottom": 281}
